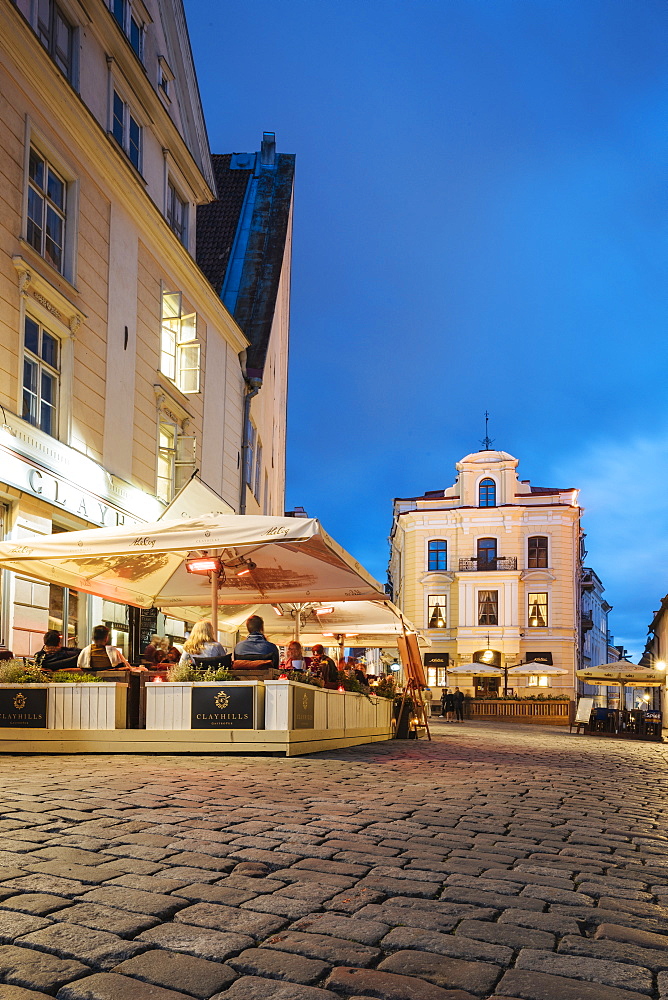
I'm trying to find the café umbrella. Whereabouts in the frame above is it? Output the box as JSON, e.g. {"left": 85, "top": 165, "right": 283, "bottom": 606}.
{"left": 507, "top": 663, "right": 569, "bottom": 677}
{"left": 447, "top": 663, "right": 505, "bottom": 678}
{"left": 0, "top": 514, "right": 387, "bottom": 630}
{"left": 576, "top": 659, "right": 666, "bottom": 710}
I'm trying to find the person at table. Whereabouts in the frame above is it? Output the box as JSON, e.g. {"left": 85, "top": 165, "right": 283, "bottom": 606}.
{"left": 281, "top": 640, "right": 309, "bottom": 672}
{"left": 78, "top": 625, "right": 131, "bottom": 672}
{"left": 234, "top": 615, "right": 279, "bottom": 670}
{"left": 311, "top": 644, "right": 340, "bottom": 689}
{"left": 35, "top": 630, "right": 80, "bottom": 671}
{"left": 160, "top": 636, "right": 181, "bottom": 664}
{"left": 142, "top": 634, "right": 164, "bottom": 664}
{"left": 179, "top": 620, "right": 229, "bottom": 668}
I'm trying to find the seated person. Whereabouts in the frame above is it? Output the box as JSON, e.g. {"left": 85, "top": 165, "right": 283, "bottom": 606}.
{"left": 311, "top": 644, "right": 340, "bottom": 689}
{"left": 142, "top": 634, "right": 165, "bottom": 664}
{"left": 78, "top": 625, "right": 131, "bottom": 672}
{"left": 281, "top": 640, "right": 309, "bottom": 672}
{"left": 234, "top": 615, "right": 279, "bottom": 670}
{"left": 35, "top": 630, "right": 81, "bottom": 671}
{"left": 178, "top": 620, "right": 228, "bottom": 668}
{"left": 160, "top": 637, "right": 181, "bottom": 665}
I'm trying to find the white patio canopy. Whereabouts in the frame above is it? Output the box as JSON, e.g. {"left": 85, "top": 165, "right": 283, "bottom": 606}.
{"left": 0, "top": 515, "right": 386, "bottom": 610}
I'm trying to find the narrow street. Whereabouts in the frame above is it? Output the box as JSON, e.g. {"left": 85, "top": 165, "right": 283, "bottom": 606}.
{"left": 0, "top": 723, "right": 666, "bottom": 999}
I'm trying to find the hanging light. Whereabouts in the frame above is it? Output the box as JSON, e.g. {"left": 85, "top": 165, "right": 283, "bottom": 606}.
{"left": 186, "top": 554, "right": 221, "bottom": 574}
{"left": 271, "top": 605, "right": 284, "bottom": 616}
{"left": 315, "top": 607, "right": 334, "bottom": 615}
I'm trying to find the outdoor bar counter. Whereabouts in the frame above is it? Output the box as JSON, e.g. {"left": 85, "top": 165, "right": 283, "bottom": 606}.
{"left": 0, "top": 678, "right": 394, "bottom": 756}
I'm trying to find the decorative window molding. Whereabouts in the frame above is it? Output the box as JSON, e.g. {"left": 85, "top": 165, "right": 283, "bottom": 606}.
{"left": 528, "top": 592, "right": 548, "bottom": 628}
{"left": 427, "top": 594, "right": 447, "bottom": 629}
{"left": 479, "top": 477, "right": 496, "bottom": 507}
{"left": 153, "top": 391, "right": 195, "bottom": 503}
{"left": 427, "top": 539, "right": 447, "bottom": 572}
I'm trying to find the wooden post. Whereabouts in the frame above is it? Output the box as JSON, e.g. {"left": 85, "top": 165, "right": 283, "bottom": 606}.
{"left": 211, "top": 569, "right": 218, "bottom": 636}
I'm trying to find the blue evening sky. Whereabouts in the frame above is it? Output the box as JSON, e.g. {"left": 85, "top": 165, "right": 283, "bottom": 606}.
{"left": 186, "top": 0, "right": 668, "bottom": 658}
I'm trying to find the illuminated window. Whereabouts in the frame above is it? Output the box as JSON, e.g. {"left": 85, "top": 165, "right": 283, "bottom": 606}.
{"left": 478, "top": 590, "right": 498, "bottom": 625}
{"left": 27, "top": 147, "right": 66, "bottom": 273}
{"left": 479, "top": 478, "right": 496, "bottom": 507}
{"left": 528, "top": 593, "right": 548, "bottom": 627}
{"left": 157, "top": 419, "right": 196, "bottom": 502}
{"left": 428, "top": 539, "right": 447, "bottom": 571}
{"left": 427, "top": 595, "right": 447, "bottom": 629}
{"left": 528, "top": 675, "right": 549, "bottom": 687}
{"left": 23, "top": 316, "right": 59, "bottom": 436}
{"left": 528, "top": 536, "right": 548, "bottom": 568}
{"left": 161, "top": 291, "right": 200, "bottom": 393}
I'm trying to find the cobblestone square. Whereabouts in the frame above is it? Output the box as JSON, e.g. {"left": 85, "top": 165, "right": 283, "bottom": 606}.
{"left": 0, "top": 721, "right": 666, "bottom": 999}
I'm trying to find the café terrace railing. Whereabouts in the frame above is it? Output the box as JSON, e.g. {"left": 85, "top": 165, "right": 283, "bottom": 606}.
{"left": 458, "top": 556, "right": 518, "bottom": 571}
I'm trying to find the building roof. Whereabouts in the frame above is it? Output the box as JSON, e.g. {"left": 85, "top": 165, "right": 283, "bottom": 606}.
{"left": 458, "top": 449, "right": 517, "bottom": 464}
{"left": 196, "top": 138, "right": 295, "bottom": 376}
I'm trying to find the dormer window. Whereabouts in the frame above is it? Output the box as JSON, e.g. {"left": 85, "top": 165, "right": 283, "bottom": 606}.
{"left": 479, "top": 478, "right": 496, "bottom": 507}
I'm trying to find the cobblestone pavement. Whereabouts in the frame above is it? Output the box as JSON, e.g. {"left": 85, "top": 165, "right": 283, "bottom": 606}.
{"left": 0, "top": 722, "right": 667, "bottom": 999}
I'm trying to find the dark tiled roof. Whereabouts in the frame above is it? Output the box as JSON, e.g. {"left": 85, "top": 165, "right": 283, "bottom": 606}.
{"left": 196, "top": 155, "right": 251, "bottom": 295}
{"left": 529, "top": 486, "right": 570, "bottom": 494}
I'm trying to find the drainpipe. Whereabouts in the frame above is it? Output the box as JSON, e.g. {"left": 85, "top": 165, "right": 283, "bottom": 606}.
{"left": 239, "top": 376, "right": 262, "bottom": 514}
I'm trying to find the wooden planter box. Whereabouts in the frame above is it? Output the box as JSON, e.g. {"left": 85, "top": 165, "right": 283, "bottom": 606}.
{"left": 0, "top": 684, "right": 127, "bottom": 730}
{"left": 264, "top": 679, "right": 392, "bottom": 733}
{"left": 469, "top": 699, "right": 573, "bottom": 726}
{"left": 146, "top": 681, "right": 265, "bottom": 731}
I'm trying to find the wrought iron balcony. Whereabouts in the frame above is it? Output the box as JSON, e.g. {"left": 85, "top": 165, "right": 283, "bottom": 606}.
{"left": 581, "top": 611, "right": 594, "bottom": 632}
{"left": 458, "top": 556, "right": 518, "bottom": 572}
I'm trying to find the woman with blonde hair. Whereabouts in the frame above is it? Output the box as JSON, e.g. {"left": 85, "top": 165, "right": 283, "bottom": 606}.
{"left": 178, "top": 620, "right": 228, "bottom": 667}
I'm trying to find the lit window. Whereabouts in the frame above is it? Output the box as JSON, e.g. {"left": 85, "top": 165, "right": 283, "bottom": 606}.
{"left": 528, "top": 536, "right": 548, "bottom": 568}
{"left": 479, "top": 478, "right": 496, "bottom": 507}
{"left": 428, "top": 539, "right": 447, "bottom": 571}
{"left": 528, "top": 675, "right": 549, "bottom": 687}
{"left": 528, "top": 593, "right": 548, "bottom": 627}
{"left": 166, "top": 181, "right": 188, "bottom": 245}
{"left": 27, "top": 147, "right": 66, "bottom": 273}
{"left": 477, "top": 537, "right": 497, "bottom": 569}
{"left": 427, "top": 595, "right": 447, "bottom": 629}
{"left": 23, "top": 316, "right": 59, "bottom": 436}
{"left": 161, "top": 291, "right": 200, "bottom": 393}
{"left": 112, "top": 91, "right": 142, "bottom": 171}
{"left": 157, "top": 419, "right": 196, "bottom": 502}
{"left": 37, "top": 0, "right": 75, "bottom": 81}
{"left": 478, "top": 590, "right": 498, "bottom": 626}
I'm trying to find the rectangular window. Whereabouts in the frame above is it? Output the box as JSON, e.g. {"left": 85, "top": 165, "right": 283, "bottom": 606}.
{"left": 166, "top": 181, "right": 187, "bottom": 245}
{"left": 428, "top": 539, "right": 447, "bottom": 572}
{"left": 254, "top": 441, "right": 263, "bottom": 499}
{"left": 478, "top": 590, "right": 498, "bottom": 626}
{"left": 37, "top": 0, "right": 75, "bottom": 81}
{"left": 27, "top": 147, "right": 66, "bottom": 273}
{"left": 160, "top": 291, "right": 200, "bottom": 393}
{"left": 528, "top": 675, "right": 549, "bottom": 687}
{"left": 427, "top": 595, "right": 447, "bottom": 629}
{"left": 112, "top": 90, "right": 142, "bottom": 171}
{"left": 244, "top": 418, "right": 256, "bottom": 487}
{"left": 528, "top": 593, "right": 548, "bottom": 627}
{"left": 23, "top": 316, "right": 59, "bottom": 436}
{"left": 157, "top": 419, "right": 195, "bottom": 502}
{"left": 111, "top": 0, "right": 143, "bottom": 58}
{"left": 528, "top": 536, "right": 548, "bottom": 568}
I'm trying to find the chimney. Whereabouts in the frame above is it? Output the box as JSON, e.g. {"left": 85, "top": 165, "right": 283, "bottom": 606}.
{"left": 260, "top": 132, "right": 276, "bottom": 167}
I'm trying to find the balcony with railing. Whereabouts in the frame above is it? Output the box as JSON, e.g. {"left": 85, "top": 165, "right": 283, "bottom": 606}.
{"left": 458, "top": 556, "right": 518, "bottom": 572}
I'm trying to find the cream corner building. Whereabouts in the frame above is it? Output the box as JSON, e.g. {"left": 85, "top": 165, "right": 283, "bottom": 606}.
{"left": 389, "top": 450, "right": 583, "bottom": 696}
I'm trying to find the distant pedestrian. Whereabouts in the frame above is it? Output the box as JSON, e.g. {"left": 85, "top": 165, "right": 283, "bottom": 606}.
{"left": 439, "top": 687, "right": 447, "bottom": 717}
{"left": 445, "top": 689, "right": 455, "bottom": 721}
{"left": 453, "top": 686, "right": 465, "bottom": 722}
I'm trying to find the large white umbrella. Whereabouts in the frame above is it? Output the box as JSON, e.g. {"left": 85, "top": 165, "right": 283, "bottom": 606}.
{"left": 0, "top": 516, "right": 386, "bottom": 629}
{"left": 507, "top": 662, "right": 569, "bottom": 677}
{"left": 447, "top": 663, "right": 504, "bottom": 678}
{"left": 576, "top": 660, "right": 665, "bottom": 686}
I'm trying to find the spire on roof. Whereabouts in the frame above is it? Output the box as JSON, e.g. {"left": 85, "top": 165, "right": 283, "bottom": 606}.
{"left": 480, "top": 410, "right": 495, "bottom": 451}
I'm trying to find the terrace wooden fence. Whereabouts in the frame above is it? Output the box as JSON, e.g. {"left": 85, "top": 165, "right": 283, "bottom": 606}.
{"left": 468, "top": 699, "right": 573, "bottom": 726}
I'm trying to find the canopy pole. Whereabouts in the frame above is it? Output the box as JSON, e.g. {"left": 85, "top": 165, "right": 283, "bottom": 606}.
{"left": 294, "top": 605, "right": 301, "bottom": 642}
{"left": 211, "top": 570, "right": 219, "bottom": 637}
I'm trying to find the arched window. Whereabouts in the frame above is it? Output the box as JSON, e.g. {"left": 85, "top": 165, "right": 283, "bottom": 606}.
{"left": 479, "top": 478, "right": 496, "bottom": 507}
{"left": 528, "top": 536, "right": 548, "bottom": 568}
{"left": 427, "top": 539, "right": 447, "bottom": 571}
{"left": 477, "top": 537, "right": 497, "bottom": 570}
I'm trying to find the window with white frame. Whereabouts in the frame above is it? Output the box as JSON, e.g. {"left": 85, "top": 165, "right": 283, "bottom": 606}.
{"left": 528, "top": 675, "right": 549, "bottom": 687}
{"left": 528, "top": 592, "right": 548, "bottom": 627}
{"left": 112, "top": 90, "right": 141, "bottom": 171}
{"left": 26, "top": 146, "right": 67, "bottom": 273}
{"left": 427, "top": 595, "right": 447, "bottom": 629}
{"left": 166, "top": 180, "right": 188, "bottom": 246}
{"left": 157, "top": 418, "right": 195, "bottom": 502}
{"left": 160, "top": 291, "right": 200, "bottom": 393}
{"left": 36, "top": 0, "right": 75, "bottom": 82}
{"left": 23, "top": 315, "right": 59, "bottom": 436}
{"left": 478, "top": 590, "right": 498, "bottom": 625}
{"left": 111, "top": 0, "right": 143, "bottom": 58}
{"left": 254, "top": 441, "right": 262, "bottom": 499}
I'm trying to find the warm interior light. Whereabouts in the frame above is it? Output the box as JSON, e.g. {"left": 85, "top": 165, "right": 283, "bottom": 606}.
{"left": 315, "top": 607, "right": 334, "bottom": 615}
{"left": 271, "top": 605, "right": 284, "bottom": 616}
{"left": 656, "top": 661, "right": 666, "bottom": 671}
{"left": 186, "top": 556, "right": 221, "bottom": 574}
{"left": 344, "top": 633, "right": 358, "bottom": 638}
{"left": 237, "top": 568, "right": 251, "bottom": 577}
{"left": 481, "top": 650, "right": 494, "bottom": 662}
{"left": 321, "top": 633, "right": 334, "bottom": 637}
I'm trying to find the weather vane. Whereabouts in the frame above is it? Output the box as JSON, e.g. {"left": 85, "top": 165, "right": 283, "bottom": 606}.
{"left": 480, "top": 410, "right": 494, "bottom": 450}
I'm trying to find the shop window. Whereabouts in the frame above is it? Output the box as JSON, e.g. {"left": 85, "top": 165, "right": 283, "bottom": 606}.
{"left": 157, "top": 419, "right": 196, "bottom": 502}
{"left": 166, "top": 180, "right": 188, "bottom": 246}
{"left": 26, "top": 146, "right": 67, "bottom": 273}
{"left": 112, "top": 90, "right": 142, "bottom": 171}
{"left": 37, "top": 0, "right": 75, "bottom": 82}
{"left": 478, "top": 590, "right": 498, "bottom": 625}
{"left": 161, "top": 291, "right": 200, "bottom": 393}
{"left": 426, "top": 666, "right": 447, "bottom": 687}
{"left": 427, "top": 595, "right": 447, "bottom": 629}
{"left": 528, "top": 592, "right": 548, "bottom": 627}
{"left": 477, "top": 537, "right": 497, "bottom": 569}
{"left": 479, "top": 478, "right": 496, "bottom": 507}
{"left": 528, "top": 536, "right": 548, "bottom": 568}
{"left": 23, "top": 316, "right": 60, "bottom": 436}
{"left": 49, "top": 585, "right": 80, "bottom": 646}
{"left": 428, "top": 539, "right": 447, "bottom": 571}
{"left": 528, "top": 675, "right": 549, "bottom": 687}
{"left": 111, "top": 0, "right": 143, "bottom": 58}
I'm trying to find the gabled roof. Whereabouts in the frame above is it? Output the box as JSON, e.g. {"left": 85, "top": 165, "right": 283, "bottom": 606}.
{"left": 196, "top": 155, "right": 252, "bottom": 293}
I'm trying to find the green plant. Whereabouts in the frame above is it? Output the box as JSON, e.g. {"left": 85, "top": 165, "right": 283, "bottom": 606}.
{"left": 373, "top": 675, "right": 397, "bottom": 699}
{"left": 166, "top": 662, "right": 232, "bottom": 682}
{"left": 288, "top": 670, "right": 324, "bottom": 687}
{"left": 49, "top": 672, "right": 102, "bottom": 683}
{"left": 0, "top": 659, "right": 46, "bottom": 684}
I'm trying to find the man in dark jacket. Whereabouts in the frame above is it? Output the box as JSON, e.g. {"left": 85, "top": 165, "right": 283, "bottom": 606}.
{"left": 234, "top": 616, "right": 279, "bottom": 669}
{"left": 35, "top": 630, "right": 80, "bottom": 671}
{"left": 311, "top": 644, "right": 340, "bottom": 689}
{"left": 453, "top": 687, "right": 465, "bottom": 722}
